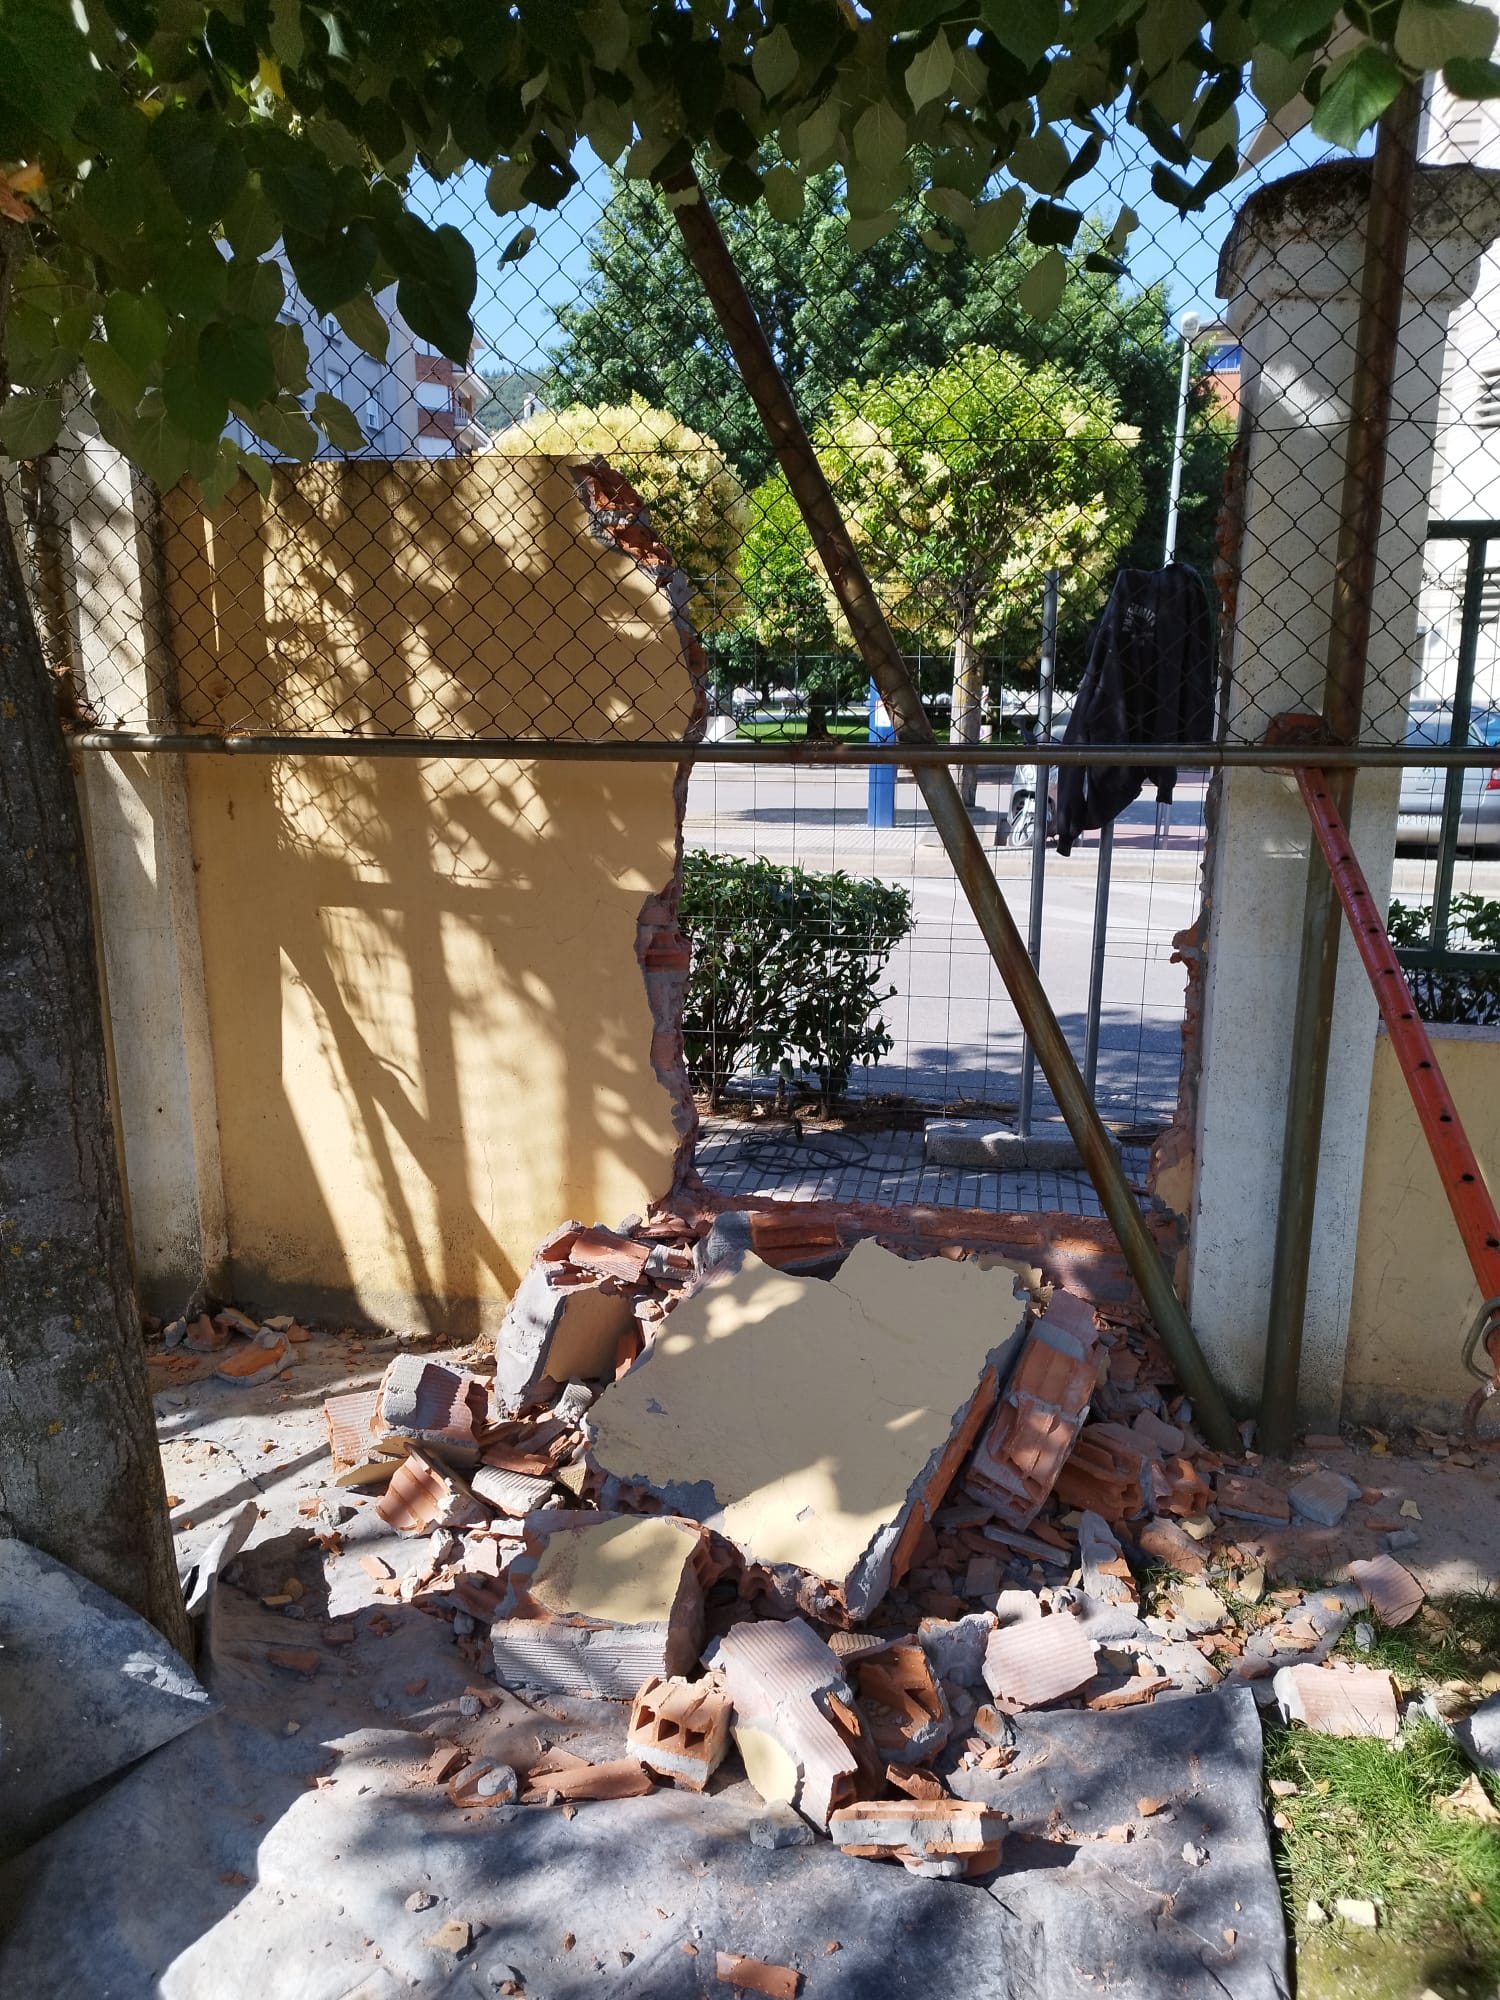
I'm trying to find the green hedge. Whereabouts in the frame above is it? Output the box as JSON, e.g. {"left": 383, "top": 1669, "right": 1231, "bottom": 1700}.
{"left": 1388, "top": 894, "right": 1500, "bottom": 1025}
{"left": 679, "top": 852, "right": 914, "bottom": 1110}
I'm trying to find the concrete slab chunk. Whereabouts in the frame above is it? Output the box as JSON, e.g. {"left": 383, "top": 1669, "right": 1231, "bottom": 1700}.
{"left": 589, "top": 1241, "right": 1026, "bottom": 1619}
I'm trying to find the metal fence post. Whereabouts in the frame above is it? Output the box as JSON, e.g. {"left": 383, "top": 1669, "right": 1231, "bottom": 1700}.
{"left": 1017, "top": 567, "right": 1058, "bottom": 1137}
{"left": 1083, "top": 821, "right": 1115, "bottom": 1097}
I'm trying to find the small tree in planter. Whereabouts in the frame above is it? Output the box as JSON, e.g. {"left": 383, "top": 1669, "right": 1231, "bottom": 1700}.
{"left": 1389, "top": 895, "right": 1500, "bottom": 1025}
{"left": 679, "top": 853, "right": 913, "bottom": 1112}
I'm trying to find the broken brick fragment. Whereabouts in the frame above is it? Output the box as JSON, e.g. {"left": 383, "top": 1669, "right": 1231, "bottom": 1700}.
{"left": 829, "top": 1798, "right": 1007, "bottom": 1878}
{"left": 1053, "top": 1423, "right": 1151, "bottom": 1521}
{"left": 373, "top": 1354, "right": 490, "bottom": 1467}
{"left": 1215, "top": 1472, "right": 1291, "bottom": 1525}
{"left": 376, "top": 1447, "right": 488, "bottom": 1536}
{"left": 216, "top": 1334, "right": 290, "bottom": 1385}
{"left": 1347, "top": 1553, "right": 1425, "bottom": 1627}
{"left": 628, "top": 1674, "right": 731, "bottom": 1790}
{"left": 709, "top": 1616, "right": 877, "bottom": 1830}
{"left": 567, "top": 1225, "right": 653, "bottom": 1285}
{"left": 982, "top": 1612, "right": 1097, "bottom": 1708}
{"left": 714, "top": 1951, "right": 801, "bottom": 1999}
{"left": 1272, "top": 1661, "right": 1399, "bottom": 1739}
{"left": 519, "top": 1752, "right": 654, "bottom": 1802}
{"left": 963, "top": 1290, "right": 1098, "bottom": 1528}
{"left": 854, "top": 1644, "right": 951, "bottom": 1766}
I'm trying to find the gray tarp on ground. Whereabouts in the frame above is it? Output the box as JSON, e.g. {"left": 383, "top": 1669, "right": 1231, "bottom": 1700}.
{"left": 0, "top": 1543, "right": 1286, "bottom": 2000}
{"left": 0, "top": 1539, "right": 217, "bottom": 1861}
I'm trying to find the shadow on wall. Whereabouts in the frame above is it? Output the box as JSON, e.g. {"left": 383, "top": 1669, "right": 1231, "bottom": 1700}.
{"left": 157, "top": 456, "right": 701, "bottom": 1337}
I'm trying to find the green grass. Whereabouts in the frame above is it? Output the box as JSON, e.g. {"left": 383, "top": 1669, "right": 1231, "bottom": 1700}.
{"left": 1333, "top": 1589, "right": 1500, "bottom": 1687}
{"left": 1268, "top": 1719, "right": 1500, "bottom": 1942}
{"left": 1269, "top": 1592, "right": 1500, "bottom": 1994}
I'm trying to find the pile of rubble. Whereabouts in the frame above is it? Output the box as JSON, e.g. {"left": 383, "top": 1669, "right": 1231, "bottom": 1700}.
{"left": 302, "top": 1213, "right": 1432, "bottom": 1878}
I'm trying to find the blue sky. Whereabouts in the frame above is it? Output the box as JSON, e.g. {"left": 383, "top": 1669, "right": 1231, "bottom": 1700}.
{"left": 417, "top": 117, "right": 1365, "bottom": 377}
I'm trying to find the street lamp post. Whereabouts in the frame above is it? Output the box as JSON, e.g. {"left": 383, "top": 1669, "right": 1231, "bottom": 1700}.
{"left": 1162, "top": 309, "right": 1201, "bottom": 566}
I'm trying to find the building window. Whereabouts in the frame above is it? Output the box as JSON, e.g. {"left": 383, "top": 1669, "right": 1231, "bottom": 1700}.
{"left": 322, "top": 314, "right": 341, "bottom": 340}
{"left": 1477, "top": 368, "right": 1500, "bottom": 430}
{"left": 364, "top": 397, "right": 383, "bottom": 437}
{"left": 1480, "top": 567, "right": 1500, "bottom": 627}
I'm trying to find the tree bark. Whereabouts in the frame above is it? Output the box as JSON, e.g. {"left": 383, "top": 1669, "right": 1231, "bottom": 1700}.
{"left": 0, "top": 498, "right": 190, "bottom": 1655}
{"left": 950, "top": 605, "right": 982, "bottom": 809}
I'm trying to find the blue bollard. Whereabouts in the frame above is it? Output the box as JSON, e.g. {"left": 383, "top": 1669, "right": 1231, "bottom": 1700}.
{"left": 867, "top": 680, "right": 896, "bottom": 828}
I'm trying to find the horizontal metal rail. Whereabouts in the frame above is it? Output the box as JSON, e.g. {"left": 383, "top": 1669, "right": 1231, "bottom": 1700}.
{"left": 64, "top": 730, "right": 1500, "bottom": 768}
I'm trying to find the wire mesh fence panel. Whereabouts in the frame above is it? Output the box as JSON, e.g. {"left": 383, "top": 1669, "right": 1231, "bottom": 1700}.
{"left": 15, "top": 70, "right": 1500, "bottom": 1181}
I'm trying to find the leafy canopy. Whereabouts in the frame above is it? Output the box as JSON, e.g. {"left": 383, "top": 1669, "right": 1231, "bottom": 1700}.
{"left": 489, "top": 395, "right": 750, "bottom": 631}
{"left": 2, "top": 0, "right": 1495, "bottom": 494}
{"left": 745, "top": 344, "right": 1144, "bottom": 660}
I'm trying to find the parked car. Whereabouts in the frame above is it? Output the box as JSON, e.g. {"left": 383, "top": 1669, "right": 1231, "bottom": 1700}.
{"left": 1397, "top": 704, "right": 1500, "bottom": 853}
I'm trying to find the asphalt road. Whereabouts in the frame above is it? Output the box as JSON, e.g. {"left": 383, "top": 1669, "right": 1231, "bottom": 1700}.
{"left": 682, "top": 763, "right": 1499, "bottom": 1130}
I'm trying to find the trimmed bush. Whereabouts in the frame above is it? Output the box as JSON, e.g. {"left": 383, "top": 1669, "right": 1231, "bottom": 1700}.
{"left": 679, "top": 852, "right": 914, "bottom": 1110}
{"left": 1388, "top": 894, "right": 1500, "bottom": 1025}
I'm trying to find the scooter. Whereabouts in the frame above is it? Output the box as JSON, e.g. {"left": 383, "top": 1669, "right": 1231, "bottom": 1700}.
{"left": 1005, "top": 719, "right": 1059, "bottom": 849}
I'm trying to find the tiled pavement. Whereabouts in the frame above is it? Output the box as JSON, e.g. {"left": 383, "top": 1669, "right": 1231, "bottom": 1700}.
{"left": 693, "top": 1120, "right": 1154, "bottom": 1218}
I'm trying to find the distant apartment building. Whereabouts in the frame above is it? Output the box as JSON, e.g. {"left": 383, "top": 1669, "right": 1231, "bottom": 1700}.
{"left": 226, "top": 258, "right": 491, "bottom": 461}
{"left": 1416, "top": 82, "right": 1500, "bottom": 707}
{"left": 1196, "top": 321, "right": 1242, "bottom": 417}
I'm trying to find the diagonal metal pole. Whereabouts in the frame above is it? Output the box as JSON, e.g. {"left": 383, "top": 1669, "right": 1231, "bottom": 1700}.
{"left": 1259, "top": 85, "right": 1422, "bottom": 1455}
{"left": 666, "top": 169, "right": 1238, "bottom": 1451}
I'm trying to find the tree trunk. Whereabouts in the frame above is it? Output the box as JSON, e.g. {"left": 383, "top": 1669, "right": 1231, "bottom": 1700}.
{"left": 0, "top": 496, "right": 190, "bottom": 1655}
{"left": 950, "top": 607, "right": 982, "bottom": 809}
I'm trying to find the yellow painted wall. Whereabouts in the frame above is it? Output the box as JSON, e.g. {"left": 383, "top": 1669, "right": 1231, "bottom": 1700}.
{"left": 1346, "top": 1024, "right": 1500, "bottom": 1424}
{"left": 160, "top": 457, "right": 695, "bottom": 1333}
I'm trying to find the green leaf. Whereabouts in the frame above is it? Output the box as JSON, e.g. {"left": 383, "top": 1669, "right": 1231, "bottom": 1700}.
{"left": 163, "top": 366, "right": 230, "bottom": 445}
{"left": 195, "top": 442, "right": 247, "bottom": 511}
{"left": 83, "top": 339, "right": 146, "bottom": 413}
{"left": 1136, "top": 0, "right": 1206, "bottom": 76}
{"left": 199, "top": 321, "right": 278, "bottom": 409}
{"left": 751, "top": 25, "right": 800, "bottom": 99}
{"left": 964, "top": 186, "right": 1025, "bottom": 257}
{"left": 127, "top": 392, "right": 193, "bottom": 490}
{"left": 978, "top": 0, "right": 1059, "bottom": 70}
{"left": 233, "top": 446, "right": 275, "bottom": 498}
{"left": 396, "top": 277, "right": 471, "bottom": 361}
{"left": 906, "top": 33, "right": 956, "bottom": 109}
{"left": 238, "top": 397, "right": 319, "bottom": 460}
{"left": 762, "top": 165, "right": 806, "bottom": 222}
{"left": 1311, "top": 45, "right": 1403, "bottom": 148}
{"left": 261, "top": 156, "right": 337, "bottom": 235}
{"left": 0, "top": 394, "right": 63, "bottom": 459}
{"left": 1017, "top": 246, "right": 1067, "bottom": 319}
{"left": 1251, "top": 44, "right": 1314, "bottom": 116}
{"left": 155, "top": 243, "right": 231, "bottom": 322}
{"left": 1026, "top": 199, "right": 1082, "bottom": 247}
{"left": 1104, "top": 203, "right": 1138, "bottom": 254}
{"left": 102, "top": 292, "right": 170, "bottom": 371}
{"left": 149, "top": 109, "right": 248, "bottom": 224}
{"left": 920, "top": 227, "right": 956, "bottom": 252}
{"left": 312, "top": 392, "right": 366, "bottom": 451}
{"left": 1150, "top": 159, "right": 1203, "bottom": 209}
{"left": 1256, "top": 0, "right": 1341, "bottom": 59}
{"left": 486, "top": 155, "right": 532, "bottom": 212}
{"left": 796, "top": 98, "right": 843, "bottom": 170}
{"left": 1396, "top": 0, "right": 1498, "bottom": 71}
{"left": 923, "top": 184, "right": 976, "bottom": 226}
{"left": 334, "top": 291, "right": 391, "bottom": 362}
{"left": 846, "top": 208, "right": 902, "bottom": 252}
{"left": 1010, "top": 123, "right": 1069, "bottom": 192}
{"left": 285, "top": 220, "right": 378, "bottom": 314}
{"left": 268, "top": 321, "right": 311, "bottom": 394}
{"left": 268, "top": 0, "right": 305, "bottom": 68}
{"left": 225, "top": 257, "right": 286, "bottom": 325}
{"left": 0, "top": 7, "right": 94, "bottom": 145}
{"left": 853, "top": 102, "right": 910, "bottom": 178}
{"left": 1445, "top": 55, "right": 1500, "bottom": 95}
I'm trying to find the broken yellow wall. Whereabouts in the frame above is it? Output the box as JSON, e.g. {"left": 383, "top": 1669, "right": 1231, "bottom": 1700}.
{"left": 1346, "top": 1024, "right": 1500, "bottom": 1424}
{"left": 158, "top": 457, "right": 694, "bottom": 1334}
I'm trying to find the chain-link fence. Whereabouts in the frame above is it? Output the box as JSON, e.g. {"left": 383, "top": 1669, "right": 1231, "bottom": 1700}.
{"left": 17, "top": 80, "right": 1500, "bottom": 1170}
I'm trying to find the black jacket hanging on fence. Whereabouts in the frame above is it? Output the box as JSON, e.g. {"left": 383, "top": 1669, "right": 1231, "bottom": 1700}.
{"left": 1053, "top": 564, "right": 1215, "bottom": 857}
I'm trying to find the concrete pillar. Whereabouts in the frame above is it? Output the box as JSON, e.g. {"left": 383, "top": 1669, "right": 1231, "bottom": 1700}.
{"left": 1189, "top": 162, "right": 1500, "bottom": 1421}
{"left": 52, "top": 442, "right": 228, "bottom": 1315}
